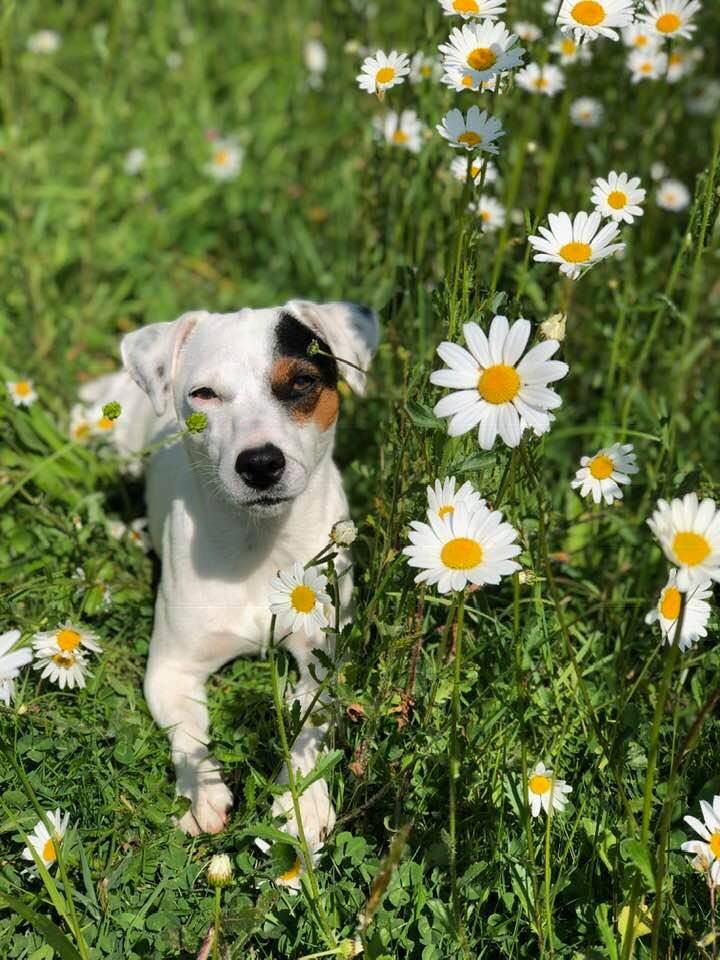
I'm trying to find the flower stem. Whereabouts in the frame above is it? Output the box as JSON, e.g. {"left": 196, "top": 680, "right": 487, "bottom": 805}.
{"left": 448, "top": 591, "right": 467, "bottom": 953}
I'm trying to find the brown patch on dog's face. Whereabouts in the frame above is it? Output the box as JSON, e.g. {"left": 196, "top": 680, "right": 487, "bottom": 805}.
{"left": 271, "top": 313, "right": 340, "bottom": 431}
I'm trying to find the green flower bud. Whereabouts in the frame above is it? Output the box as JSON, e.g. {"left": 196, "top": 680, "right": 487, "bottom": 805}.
{"left": 102, "top": 401, "right": 122, "bottom": 421}
{"left": 185, "top": 412, "right": 208, "bottom": 434}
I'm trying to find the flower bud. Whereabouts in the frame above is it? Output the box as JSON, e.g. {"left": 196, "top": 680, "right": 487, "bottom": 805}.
{"left": 102, "top": 401, "right": 122, "bottom": 421}
{"left": 207, "top": 853, "right": 233, "bottom": 888}
{"left": 539, "top": 313, "right": 566, "bottom": 342}
{"left": 331, "top": 520, "right": 358, "bottom": 546}
{"left": 338, "top": 938, "right": 363, "bottom": 958}
{"left": 185, "top": 412, "right": 208, "bottom": 434}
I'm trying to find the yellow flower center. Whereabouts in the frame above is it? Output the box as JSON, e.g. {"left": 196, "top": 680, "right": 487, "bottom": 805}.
{"left": 392, "top": 129, "right": 409, "bottom": 144}
{"left": 607, "top": 190, "right": 627, "bottom": 209}
{"left": 659, "top": 585, "right": 681, "bottom": 621}
{"left": 420, "top": 65, "right": 433, "bottom": 77}
{"left": 634, "top": 34, "right": 648, "bottom": 46}
{"left": 467, "top": 47, "right": 496, "bottom": 71}
{"left": 561, "top": 38, "right": 576, "bottom": 55}
{"left": 52, "top": 652, "right": 76, "bottom": 668}
{"left": 279, "top": 859, "right": 302, "bottom": 883}
{"left": 214, "top": 148, "right": 231, "bottom": 167}
{"left": 529, "top": 774, "right": 552, "bottom": 795}
{"left": 461, "top": 74, "right": 474, "bottom": 87}
{"left": 640, "top": 62, "right": 653, "bottom": 74}
{"left": 73, "top": 422, "right": 91, "bottom": 440}
{"left": 672, "top": 531, "right": 711, "bottom": 567}
{"left": 711, "top": 833, "right": 720, "bottom": 858}
{"left": 478, "top": 364, "right": 521, "bottom": 404}
{"left": 571, "top": 0, "right": 605, "bottom": 26}
{"left": 97, "top": 416, "right": 114, "bottom": 431}
{"left": 458, "top": 131, "right": 482, "bottom": 147}
{"left": 440, "top": 537, "right": 483, "bottom": 570}
{"left": 480, "top": 210, "right": 492, "bottom": 222}
{"left": 14, "top": 381, "right": 32, "bottom": 396}
{"left": 453, "top": 0, "right": 480, "bottom": 11}
{"left": 470, "top": 163, "right": 482, "bottom": 178}
{"left": 290, "top": 584, "right": 316, "bottom": 614}
{"left": 656, "top": 12, "right": 681, "bottom": 33}
{"left": 534, "top": 77, "right": 548, "bottom": 89}
{"left": 375, "top": 66, "right": 396, "bottom": 85}
{"left": 559, "top": 241, "right": 592, "bottom": 264}
{"left": 57, "top": 628, "right": 81, "bottom": 652}
{"left": 438, "top": 504, "right": 455, "bottom": 519}
{"left": 669, "top": 51, "right": 683, "bottom": 65}
{"left": 42, "top": 838, "right": 57, "bottom": 863}
{"left": 588, "top": 454, "right": 614, "bottom": 480}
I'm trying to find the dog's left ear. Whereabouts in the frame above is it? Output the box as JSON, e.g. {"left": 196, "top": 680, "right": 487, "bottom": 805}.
{"left": 284, "top": 300, "right": 379, "bottom": 395}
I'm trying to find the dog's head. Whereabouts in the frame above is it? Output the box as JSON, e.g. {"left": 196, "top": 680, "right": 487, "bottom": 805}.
{"left": 121, "top": 301, "right": 379, "bottom": 515}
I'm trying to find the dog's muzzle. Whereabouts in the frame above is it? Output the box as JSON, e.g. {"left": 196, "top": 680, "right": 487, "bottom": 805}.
{"left": 235, "top": 443, "right": 286, "bottom": 490}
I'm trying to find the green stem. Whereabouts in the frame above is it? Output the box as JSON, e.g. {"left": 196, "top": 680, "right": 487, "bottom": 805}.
{"left": 544, "top": 804, "right": 554, "bottom": 958}
{"left": 212, "top": 887, "right": 221, "bottom": 960}
{"left": 448, "top": 592, "right": 466, "bottom": 949}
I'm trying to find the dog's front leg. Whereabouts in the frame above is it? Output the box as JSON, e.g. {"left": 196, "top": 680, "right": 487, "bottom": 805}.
{"left": 144, "top": 652, "right": 233, "bottom": 836}
{"left": 272, "top": 635, "right": 336, "bottom": 848}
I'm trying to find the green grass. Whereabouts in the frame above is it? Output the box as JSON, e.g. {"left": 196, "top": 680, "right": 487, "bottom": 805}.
{"left": 1, "top": 0, "right": 720, "bottom": 957}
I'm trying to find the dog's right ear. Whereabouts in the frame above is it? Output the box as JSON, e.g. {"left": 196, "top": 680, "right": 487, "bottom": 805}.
{"left": 121, "top": 312, "right": 205, "bottom": 416}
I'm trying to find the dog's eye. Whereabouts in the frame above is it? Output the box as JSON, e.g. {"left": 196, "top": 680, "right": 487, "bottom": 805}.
{"left": 189, "top": 387, "right": 219, "bottom": 401}
{"left": 290, "top": 374, "right": 318, "bottom": 396}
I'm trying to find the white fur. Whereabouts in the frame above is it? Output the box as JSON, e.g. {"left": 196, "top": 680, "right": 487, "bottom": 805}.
{"left": 87, "top": 302, "right": 378, "bottom": 839}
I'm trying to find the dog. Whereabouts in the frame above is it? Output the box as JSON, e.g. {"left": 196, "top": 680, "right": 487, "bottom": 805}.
{"left": 80, "top": 300, "right": 378, "bottom": 841}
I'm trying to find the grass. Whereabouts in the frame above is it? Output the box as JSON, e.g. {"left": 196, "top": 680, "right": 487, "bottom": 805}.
{"left": 1, "top": 0, "right": 720, "bottom": 957}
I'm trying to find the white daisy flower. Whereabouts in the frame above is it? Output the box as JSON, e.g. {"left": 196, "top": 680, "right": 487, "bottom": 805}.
{"left": 254, "top": 838, "right": 322, "bottom": 894}
{"left": 666, "top": 48, "right": 694, "bottom": 82}
{"left": 438, "top": 0, "right": 507, "bottom": 19}
{"left": 686, "top": 78, "right": 720, "bottom": 116}
{"left": 528, "top": 210, "right": 624, "bottom": 280}
{"left": 21, "top": 810, "right": 71, "bottom": 871}
{"left": 470, "top": 195, "right": 506, "bottom": 232}
{"left": 27, "top": 30, "right": 61, "bottom": 54}
{"left": 439, "top": 22, "right": 525, "bottom": 85}
{"left": 640, "top": 0, "right": 701, "bottom": 39}
{"left": 431, "top": 315, "right": 569, "bottom": 449}
{"left": 450, "top": 155, "right": 499, "bottom": 186}
{"left": 426, "top": 477, "right": 486, "bottom": 522}
{"left": 650, "top": 161, "right": 668, "bottom": 180}
{"left": 440, "top": 67, "right": 505, "bottom": 91}
{"left": 570, "top": 96, "right": 604, "bottom": 127}
{"left": 516, "top": 62, "right": 565, "bottom": 96}
{"left": 330, "top": 519, "right": 358, "bottom": 546}
{"left": 656, "top": 178, "right": 691, "bottom": 211}
{"left": 558, "top": 0, "right": 635, "bottom": 42}
{"left": 647, "top": 493, "right": 720, "bottom": 591}
{"left": 621, "top": 23, "right": 663, "bottom": 49}
{"left": 570, "top": 442, "right": 638, "bottom": 505}
{"left": 356, "top": 50, "right": 410, "bottom": 96}
{"left": 403, "top": 500, "right": 521, "bottom": 594}
{"left": 123, "top": 147, "right": 146, "bottom": 176}
{"left": 269, "top": 561, "right": 332, "bottom": 636}
{"left": 304, "top": 39, "right": 327, "bottom": 79}
{"left": 513, "top": 21, "right": 543, "bottom": 43}
{"left": 645, "top": 569, "right": 712, "bottom": 651}
{"left": 682, "top": 797, "right": 720, "bottom": 887}
{"left": 410, "top": 51, "right": 441, "bottom": 83}
{"left": 205, "top": 139, "right": 243, "bottom": 181}
{"left": 436, "top": 106, "right": 505, "bottom": 153}
{"left": 550, "top": 32, "right": 593, "bottom": 63}
{"left": 540, "top": 313, "right": 567, "bottom": 341}
{"left": 108, "top": 517, "right": 152, "bottom": 552}
{"left": 527, "top": 762, "right": 572, "bottom": 817}
{"left": 627, "top": 47, "right": 668, "bottom": 82}
{"left": 591, "top": 171, "right": 646, "bottom": 223}
{"left": 33, "top": 647, "right": 90, "bottom": 690}
{"left": 373, "top": 110, "right": 424, "bottom": 153}
{"left": 32, "top": 622, "right": 102, "bottom": 657}
{"left": 6, "top": 379, "right": 37, "bottom": 407}
{"left": 0, "top": 630, "right": 32, "bottom": 708}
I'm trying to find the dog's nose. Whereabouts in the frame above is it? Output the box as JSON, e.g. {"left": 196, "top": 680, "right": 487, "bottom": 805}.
{"left": 235, "top": 444, "right": 286, "bottom": 490}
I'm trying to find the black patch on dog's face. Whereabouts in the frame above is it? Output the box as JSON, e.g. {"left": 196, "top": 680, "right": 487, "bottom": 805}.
{"left": 274, "top": 312, "right": 338, "bottom": 388}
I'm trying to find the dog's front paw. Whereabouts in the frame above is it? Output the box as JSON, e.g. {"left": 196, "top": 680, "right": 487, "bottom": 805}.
{"left": 272, "top": 779, "right": 336, "bottom": 847}
{"left": 175, "top": 778, "right": 234, "bottom": 836}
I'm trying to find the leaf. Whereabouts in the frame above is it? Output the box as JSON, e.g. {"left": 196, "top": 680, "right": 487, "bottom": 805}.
{"left": 620, "top": 839, "right": 655, "bottom": 889}
{"left": 294, "top": 749, "right": 344, "bottom": 795}
{"left": 0, "top": 892, "right": 83, "bottom": 960}
{"left": 405, "top": 401, "right": 442, "bottom": 431}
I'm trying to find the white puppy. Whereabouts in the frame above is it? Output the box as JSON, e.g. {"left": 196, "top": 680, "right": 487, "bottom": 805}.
{"left": 81, "top": 301, "right": 378, "bottom": 841}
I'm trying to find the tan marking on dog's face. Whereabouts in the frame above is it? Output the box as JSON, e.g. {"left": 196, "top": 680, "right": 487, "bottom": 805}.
{"left": 269, "top": 357, "right": 339, "bottom": 432}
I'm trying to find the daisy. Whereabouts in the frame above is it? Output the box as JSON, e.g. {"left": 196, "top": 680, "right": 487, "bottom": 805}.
{"left": 647, "top": 493, "right": 720, "bottom": 590}
{"left": 450, "top": 155, "right": 499, "bottom": 186}
{"left": 650, "top": 161, "right": 668, "bottom": 180}
{"left": 269, "top": 561, "right": 332, "bottom": 636}
{"left": 528, "top": 210, "right": 624, "bottom": 280}
{"left": 431, "top": 315, "right": 569, "bottom": 449}
{"left": 403, "top": 500, "right": 521, "bottom": 594}
{"left": 27, "top": 30, "right": 61, "bottom": 54}
{"left": 513, "top": 22, "right": 543, "bottom": 43}
{"left": 21, "top": 810, "right": 71, "bottom": 872}
{"left": 438, "top": 0, "right": 507, "bottom": 19}
{"left": 591, "top": 171, "right": 646, "bottom": 223}
{"left": 645, "top": 569, "right": 712, "bottom": 650}
{"left": 570, "top": 96, "right": 604, "bottom": 127}
{"left": 69, "top": 405, "right": 92, "bottom": 443}
{"left": 356, "top": 50, "right": 410, "bottom": 96}
{"left": 470, "top": 195, "right": 506, "bottom": 232}
{"left": 304, "top": 39, "right": 327, "bottom": 84}
{"left": 570, "top": 442, "right": 638, "bottom": 505}
{"left": 108, "top": 517, "right": 152, "bottom": 552}
{"left": 527, "top": 762, "right": 572, "bottom": 817}
{"left": 640, "top": 0, "right": 701, "bottom": 39}
{"left": 550, "top": 32, "right": 593, "bottom": 63}
{"left": 666, "top": 48, "right": 694, "bottom": 82}
{"left": 682, "top": 796, "right": 720, "bottom": 887}
{"left": 516, "top": 62, "right": 565, "bottom": 96}
{"left": 123, "top": 147, "right": 146, "bottom": 175}
{"left": 373, "top": 110, "right": 424, "bottom": 153}
{"left": 254, "top": 838, "right": 322, "bottom": 894}
{"left": 0, "top": 630, "right": 32, "bottom": 708}
{"left": 621, "top": 23, "right": 662, "bottom": 49}
{"left": 6, "top": 379, "right": 37, "bottom": 407}
{"left": 33, "top": 647, "right": 90, "bottom": 690}
{"left": 558, "top": 0, "right": 635, "bottom": 42}
{"left": 205, "top": 138, "right": 243, "bottom": 181}
{"left": 656, "top": 178, "right": 691, "bottom": 211}
{"left": 627, "top": 47, "right": 668, "bottom": 82}
{"left": 32, "top": 622, "right": 103, "bottom": 657}
{"left": 438, "top": 22, "right": 525, "bottom": 84}
{"left": 426, "top": 477, "right": 485, "bottom": 521}
{"left": 440, "top": 67, "right": 505, "bottom": 91}
{"left": 410, "top": 51, "right": 441, "bottom": 83}
{"left": 436, "top": 106, "right": 505, "bottom": 154}
{"left": 540, "top": 313, "right": 567, "bottom": 341}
